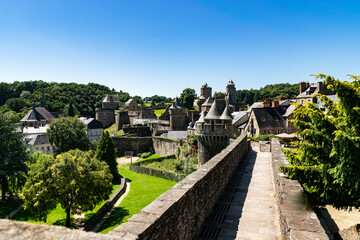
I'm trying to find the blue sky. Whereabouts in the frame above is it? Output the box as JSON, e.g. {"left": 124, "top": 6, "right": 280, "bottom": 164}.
{"left": 0, "top": 0, "right": 359, "bottom": 97}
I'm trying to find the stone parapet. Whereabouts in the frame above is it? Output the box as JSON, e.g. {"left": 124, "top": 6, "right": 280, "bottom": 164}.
{"left": 270, "top": 138, "right": 329, "bottom": 240}
{"left": 109, "top": 134, "right": 250, "bottom": 240}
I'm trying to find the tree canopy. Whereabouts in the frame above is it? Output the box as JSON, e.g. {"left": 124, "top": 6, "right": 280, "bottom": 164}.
{"left": 96, "top": 131, "right": 118, "bottom": 181}
{"left": 0, "top": 114, "right": 29, "bottom": 200}
{"left": 236, "top": 83, "right": 298, "bottom": 105}
{"left": 21, "top": 150, "right": 113, "bottom": 227}
{"left": 179, "top": 88, "right": 197, "bottom": 110}
{"left": 47, "top": 117, "right": 90, "bottom": 154}
{"left": 280, "top": 74, "right": 360, "bottom": 210}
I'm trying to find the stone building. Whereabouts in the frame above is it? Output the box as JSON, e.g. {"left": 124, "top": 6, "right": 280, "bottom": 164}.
{"left": 195, "top": 99, "right": 234, "bottom": 166}
{"left": 21, "top": 103, "right": 56, "bottom": 127}
{"left": 195, "top": 83, "right": 212, "bottom": 111}
{"left": 296, "top": 82, "right": 336, "bottom": 105}
{"left": 226, "top": 80, "right": 237, "bottom": 108}
{"left": 124, "top": 98, "right": 141, "bottom": 111}
{"left": 243, "top": 98, "right": 297, "bottom": 137}
{"left": 79, "top": 117, "right": 103, "bottom": 142}
{"left": 169, "top": 97, "right": 187, "bottom": 130}
{"left": 95, "top": 94, "right": 119, "bottom": 128}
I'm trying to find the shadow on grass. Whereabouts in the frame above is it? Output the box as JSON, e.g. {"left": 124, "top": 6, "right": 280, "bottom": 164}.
{"left": 97, "top": 207, "right": 129, "bottom": 232}
{"left": 53, "top": 217, "right": 75, "bottom": 228}
{"left": 11, "top": 209, "right": 38, "bottom": 222}
{"left": 0, "top": 197, "right": 22, "bottom": 218}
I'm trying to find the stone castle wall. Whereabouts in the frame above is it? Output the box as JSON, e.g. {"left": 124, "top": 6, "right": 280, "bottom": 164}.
{"left": 95, "top": 108, "right": 115, "bottom": 128}
{"left": 270, "top": 138, "right": 328, "bottom": 240}
{"left": 108, "top": 134, "right": 250, "bottom": 240}
{"left": 152, "top": 137, "right": 182, "bottom": 156}
{"left": 112, "top": 136, "right": 153, "bottom": 156}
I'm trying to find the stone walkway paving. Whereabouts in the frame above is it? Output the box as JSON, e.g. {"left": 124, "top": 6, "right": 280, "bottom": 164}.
{"left": 198, "top": 145, "right": 280, "bottom": 240}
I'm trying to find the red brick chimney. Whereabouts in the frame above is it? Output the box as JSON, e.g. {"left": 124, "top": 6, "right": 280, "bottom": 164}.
{"left": 272, "top": 99, "right": 279, "bottom": 107}
{"left": 299, "top": 82, "right": 309, "bottom": 94}
{"left": 262, "top": 98, "right": 272, "bottom": 108}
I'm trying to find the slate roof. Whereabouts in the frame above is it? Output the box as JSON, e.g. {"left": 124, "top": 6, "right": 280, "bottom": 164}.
{"left": 220, "top": 106, "right": 233, "bottom": 120}
{"left": 169, "top": 97, "right": 185, "bottom": 109}
{"left": 252, "top": 108, "right": 287, "bottom": 131}
{"left": 204, "top": 100, "right": 220, "bottom": 120}
{"left": 196, "top": 111, "right": 205, "bottom": 123}
{"left": 232, "top": 111, "right": 249, "bottom": 125}
{"left": 125, "top": 98, "right": 137, "bottom": 106}
{"left": 28, "top": 134, "right": 50, "bottom": 146}
{"left": 282, "top": 104, "right": 296, "bottom": 118}
{"left": 202, "top": 97, "right": 214, "bottom": 107}
{"left": 227, "top": 80, "right": 235, "bottom": 86}
{"left": 79, "top": 117, "right": 103, "bottom": 129}
{"left": 296, "top": 83, "right": 336, "bottom": 99}
{"left": 165, "top": 131, "right": 188, "bottom": 140}
{"left": 103, "top": 94, "right": 119, "bottom": 102}
{"left": 21, "top": 107, "right": 56, "bottom": 122}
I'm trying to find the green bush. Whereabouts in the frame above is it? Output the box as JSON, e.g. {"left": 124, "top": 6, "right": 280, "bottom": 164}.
{"left": 141, "top": 152, "right": 153, "bottom": 159}
{"left": 247, "top": 134, "right": 276, "bottom": 142}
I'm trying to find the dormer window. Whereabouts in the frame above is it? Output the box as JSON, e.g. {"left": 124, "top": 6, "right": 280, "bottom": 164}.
{"left": 306, "top": 91, "right": 310, "bottom": 95}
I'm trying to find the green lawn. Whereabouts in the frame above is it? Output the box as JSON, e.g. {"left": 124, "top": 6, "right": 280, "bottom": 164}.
{"left": 12, "top": 184, "right": 121, "bottom": 227}
{"left": 154, "top": 109, "right": 166, "bottom": 117}
{"left": 105, "top": 123, "right": 124, "bottom": 135}
{"left": 97, "top": 164, "right": 177, "bottom": 234}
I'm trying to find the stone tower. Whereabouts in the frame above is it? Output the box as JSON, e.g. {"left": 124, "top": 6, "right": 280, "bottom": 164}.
{"left": 201, "top": 83, "right": 212, "bottom": 100}
{"left": 195, "top": 99, "right": 233, "bottom": 166}
{"left": 226, "top": 80, "right": 237, "bottom": 107}
{"left": 169, "top": 97, "right": 186, "bottom": 130}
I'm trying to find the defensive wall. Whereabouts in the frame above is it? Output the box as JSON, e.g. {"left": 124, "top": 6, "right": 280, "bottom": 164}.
{"left": 108, "top": 134, "right": 250, "bottom": 240}
{"left": 112, "top": 136, "right": 182, "bottom": 157}
{"left": 270, "top": 138, "right": 328, "bottom": 240}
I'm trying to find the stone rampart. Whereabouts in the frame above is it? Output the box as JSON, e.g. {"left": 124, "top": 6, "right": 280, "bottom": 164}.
{"left": 152, "top": 137, "right": 182, "bottom": 156}
{"left": 108, "top": 134, "right": 250, "bottom": 240}
{"left": 270, "top": 138, "right": 328, "bottom": 240}
{"left": 112, "top": 136, "right": 153, "bottom": 156}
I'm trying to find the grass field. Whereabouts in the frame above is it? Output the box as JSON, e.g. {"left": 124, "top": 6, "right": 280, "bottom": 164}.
{"left": 12, "top": 184, "right": 121, "bottom": 227}
{"left": 105, "top": 123, "right": 124, "bottom": 136}
{"left": 97, "top": 164, "right": 177, "bottom": 234}
{"left": 154, "top": 109, "right": 166, "bottom": 117}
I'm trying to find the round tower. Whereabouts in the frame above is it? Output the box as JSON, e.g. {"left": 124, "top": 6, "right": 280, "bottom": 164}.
{"left": 195, "top": 100, "right": 233, "bottom": 166}
{"left": 226, "top": 80, "right": 237, "bottom": 107}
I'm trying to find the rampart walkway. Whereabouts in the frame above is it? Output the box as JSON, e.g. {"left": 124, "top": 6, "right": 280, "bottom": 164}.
{"left": 198, "top": 144, "right": 280, "bottom": 240}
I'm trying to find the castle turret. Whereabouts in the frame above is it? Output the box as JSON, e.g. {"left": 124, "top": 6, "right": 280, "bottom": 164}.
{"left": 169, "top": 97, "right": 186, "bottom": 130}
{"left": 195, "top": 100, "right": 234, "bottom": 166}
{"left": 226, "top": 80, "right": 237, "bottom": 108}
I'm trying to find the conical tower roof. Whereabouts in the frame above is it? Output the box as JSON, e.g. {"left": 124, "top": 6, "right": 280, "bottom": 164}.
{"left": 196, "top": 111, "right": 205, "bottom": 123}
{"left": 205, "top": 100, "right": 220, "bottom": 120}
{"left": 220, "top": 105, "right": 233, "bottom": 120}
{"left": 202, "top": 96, "right": 214, "bottom": 107}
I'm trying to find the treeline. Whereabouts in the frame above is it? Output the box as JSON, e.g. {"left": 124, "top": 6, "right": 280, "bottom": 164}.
{"left": 236, "top": 83, "right": 298, "bottom": 105}
{"left": 0, "top": 81, "right": 131, "bottom": 118}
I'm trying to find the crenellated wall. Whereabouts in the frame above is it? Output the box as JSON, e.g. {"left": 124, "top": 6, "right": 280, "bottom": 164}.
{"left": 108, "top": 134, "right": 250, "bottom": 240}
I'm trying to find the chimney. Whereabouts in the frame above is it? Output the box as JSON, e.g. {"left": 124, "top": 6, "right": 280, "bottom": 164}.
{"left": 262, "top": 98, "right": 272, "bottom": 108}
{"left": 299, "top": 82, "right": 308, "bottom": 94}
{"left": 272, "top": 99, "right": 279, "bottom": 108}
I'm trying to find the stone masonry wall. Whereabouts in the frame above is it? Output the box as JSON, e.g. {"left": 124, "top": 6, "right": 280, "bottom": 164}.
{"left": 112, "top": 137, "right": 153, "bottom": 156}
{"left": 270, "top": 138, "right": 328, "bottom": 240}
{"left": 108, "top": 134, "right": 250, "bottom": 240}
{"left": 152, "top": 137, "right": 182, "bottom": 156}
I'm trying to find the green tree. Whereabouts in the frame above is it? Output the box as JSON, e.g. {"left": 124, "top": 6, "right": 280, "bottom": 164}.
{"left": 21, "top": 149, "right": 113, "bottom": 227}
{"left": 6, "top": 98, "right": 29, "bottom": 112}
{"left": 179, "top": 88, "right": 197, "bottom": 110}
{"left": 21, "top": 153, "right": 57, "bottom": 222}
{"left": 0, "top": 114, "right": 29, "bottom": 200}
{"left": 280, "top": 74, "right": 360, "bottom": 210}
{"left": 95, "top": 131, "right": 118, "bottom": 180}
{"left": 47, "top": 117, "right": 90, "bottom": 154}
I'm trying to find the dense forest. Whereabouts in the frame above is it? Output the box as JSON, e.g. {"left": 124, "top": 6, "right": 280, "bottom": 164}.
{"left": 236, "top": 83, "right": 298, "bottom": 105}
{"left": 0, "top": 81, "right": 131, "bottom": 119}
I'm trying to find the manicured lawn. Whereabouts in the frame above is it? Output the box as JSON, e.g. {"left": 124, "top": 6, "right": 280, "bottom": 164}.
{"left": 12, "top": 184, "right": 121, "bottom": 227}
{"left": 97, "top": 164, "right": 177, "bottom": 234}
{"left": 105, "top": 123, "right": 124, "bottom": 135}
